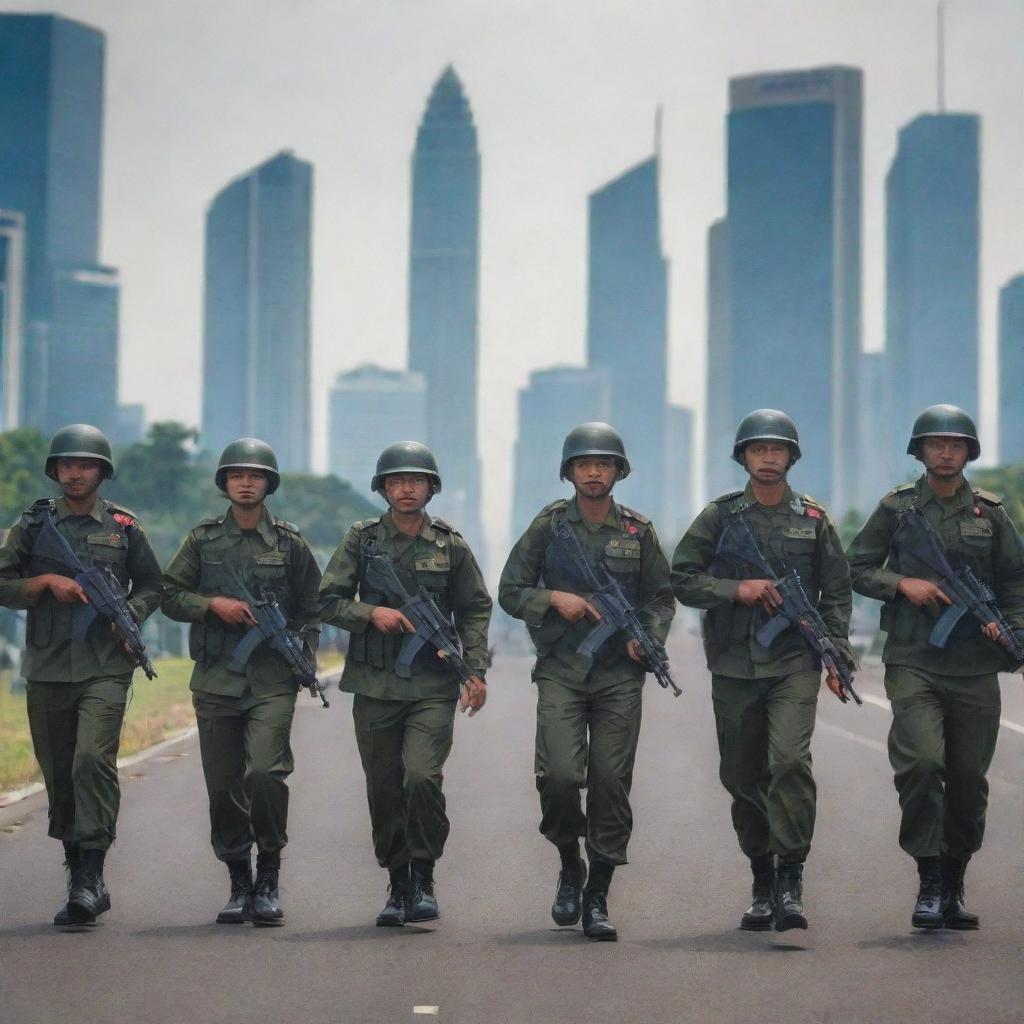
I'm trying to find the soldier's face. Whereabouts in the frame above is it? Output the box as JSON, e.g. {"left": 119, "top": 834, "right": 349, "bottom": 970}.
{"left": 225, "top": 469, "right": 269, "bottom": 507}
{"left": 742, "top": 442, "right": 791, "bottom": 483}
{"left": 55, "top": 458, "right": 105, "bottom": 501}
{"left": 919, "top": 436, "right": 969, "bottom": 478}
{"left": 384, "top": 474, "right": 431, "bottom": 514}
{"left": 569, "top": 457, "right": 618, "bottom": 499}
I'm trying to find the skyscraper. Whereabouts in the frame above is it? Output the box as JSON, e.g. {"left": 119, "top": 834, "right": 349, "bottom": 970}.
{"left": 329, "top": 364, "right": 427, "bottom": 504}
{"left": 886, "top": 114, "right": 980, "bottom": 423}
{"left": 727, "top": 66, "right": 862, "bottom": 511}
{"left": 511, "top": 365, "right": 611, "bottom": 542}
{"left": 203, "top": 150, "right": 313, "bottom": 470}
{"left": 998, "top": 275, "right": 1024, "bottom": 466}
{"left": 587, "top": 155, "right": 669, "bottom": 523}
{"left": 0, "top": 210, "right": 25, "bottom": 428}
{"left": 0, "top": 13, "right": 111, "bottom": 430}
{"left": 704, "top": 217, "right": 740, "bottom": 502}
{"left": 857, "top": 350, "right": 902, "bottom": 509}
{"left": 408, "top": 67, "right": 483, "bottom": 548}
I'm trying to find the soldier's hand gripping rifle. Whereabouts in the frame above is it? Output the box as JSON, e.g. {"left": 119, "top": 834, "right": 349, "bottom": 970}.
{"left": 550, "top": 516, "right": 681, "bottom": 697}
{"left": 362, "top": 544, "right": 476, "bottom": 688}
{"left": 33, "top": 505, "right": 157, "bottom": 680}
{"left": 713, "top": 513, "right": 861, "bottom": 705}
{"left": 225, "top": 567, "right": 329, "bottom": 707}
{"left": 893, "top": 507, "right": 1024, "bottom": 672}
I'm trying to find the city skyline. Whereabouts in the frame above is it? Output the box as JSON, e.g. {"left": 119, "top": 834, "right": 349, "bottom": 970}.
{"left": 1, "top": 1, "right": 1023, "bottom": 565}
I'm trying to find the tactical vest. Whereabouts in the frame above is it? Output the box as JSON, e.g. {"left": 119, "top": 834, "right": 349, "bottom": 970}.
{"left": 189, "top": 517, "right": 300, "bottom": 669}
{"left": 25, "top": 499, "right": 135, "bottom": 656}
{"left": 531, "top": 500, "right": 647, "bottom": 663}
{"left": 348, "top": 517, "right": 457, "bottom": 673}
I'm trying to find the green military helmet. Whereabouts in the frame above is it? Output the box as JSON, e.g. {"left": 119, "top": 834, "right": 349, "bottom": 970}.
{"left": 215, "top": 437, "right": 281, "bottom": 494}
{"left": 731, "top": 409, "right": 802, "bottom": 465}
{"left": 559, "top": 422, "right": 631, "bottom": 481}
{"left": 370, "top": 441, "right": 442, "bottom": 496}
{"left": 45, "top": 423, "right": 115, "bottom": 481}
{"left": 906, "top": 404, "right": 980, "bottom": 461}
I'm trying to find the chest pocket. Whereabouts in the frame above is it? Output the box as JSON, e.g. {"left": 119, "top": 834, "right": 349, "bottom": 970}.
{"left": 604, "top": 537, "right": 642, "bottom": 574}
{"left": 86, "top": 532, "right": 130, "bottom": 586}
{"left": 414, "top": 551, "right": 453, "bottom": 616}
{"left": 779, "top": 524, "right": 817, "bottom": 580}
{"left": 958, "top": 519, "right": 994, "bottom": 574}
{"left": 199, "top": 555, "right": 229, "bottom": 594}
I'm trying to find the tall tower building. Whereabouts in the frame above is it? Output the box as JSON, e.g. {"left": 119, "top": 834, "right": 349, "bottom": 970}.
{"left": 0, "top": 210, "right": 25, "bottom": 428}
{"left": 886, "top": 114, "right": 980, "bottom": 423}
{"left": 704, "top": 217, "right": 740, "bottom": 501}
{"left": 0, "top": 13, "right": 113, "bottom": 430}
{"left": 998, "top": 275, "right": 1024, "bottom": 466}
{"left": 329, "top": 364, "right": 427, "bottom": 504}
{"left": 408, "top": 67, "right": 483, "bottom": 547}
{"left": 511, "top": 365, "right": 611, "bottom": 542}
{"left": 727, "top": 66, "right": 862, "bottom": 511}
{"left": 202, "top": 150, "right": 313, "bottom": 470}
{"left": 587, "top": 154, "right": 669, "bottom": 523}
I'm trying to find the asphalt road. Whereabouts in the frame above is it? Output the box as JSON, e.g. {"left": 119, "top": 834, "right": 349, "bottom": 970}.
{"left": 2, "top": 632, "right": 1023, "bottom": 1024}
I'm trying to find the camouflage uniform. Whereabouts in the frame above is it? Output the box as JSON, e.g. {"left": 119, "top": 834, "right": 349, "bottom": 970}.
{"left": 499, "top": 496, "right": 674, "bottom": 865}
{"left": 671, "top": 483, "right": 852, "bottom": 864}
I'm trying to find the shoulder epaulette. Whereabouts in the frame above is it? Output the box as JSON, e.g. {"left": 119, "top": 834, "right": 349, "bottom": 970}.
{"left": 617, "top": 504, "right": 651, "bottom": 525}
{"left": 893, "top": 483, "right": 916, "bottom": 496}
{"left": 800, "top": 494, "right": 827, "bottom": 520}
{"left": 26, "top": 498, "right": 56, "bottom": 517}
{"left": 713, "top": 490, "right": 744, "bottom": 505}
{"left": 273, "top": 517, "right": 301, "bottom": 535}
{"left": 539, "top": 498, "right": 571, "bottom": 517}
{"left": 352, "top": 516, "right": 383, "bottom": 532}
{"left": 104, "top": 501, "right": 140, "bottom": 528}
{"left": 973, "top": 488, "right": 1003, "bottom": 507}
{"left": 430, "top": 517, "right": 459, "bottom": 535}
{"left": 197, "top": 515, "right": 224, "bottom": 528}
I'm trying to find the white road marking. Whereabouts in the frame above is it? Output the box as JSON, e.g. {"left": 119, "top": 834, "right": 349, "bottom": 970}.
{"left": 856, "top": 689, "right": 1024, "bottom": 737}
{"left": 413, "top": 1008, "right": 440, "bottom": 1017}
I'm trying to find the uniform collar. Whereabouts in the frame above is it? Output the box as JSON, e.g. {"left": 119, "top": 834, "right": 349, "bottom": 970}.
{"left": 743, "top": 481, "right": 795, "bottom": 510}
{"left": 566, "top": 495, "right": 620, "bottom": 529}
{"left": 55, "top": 495, "right": 105, "bottom": 523}
{"left": 224, "top": 505, "right": 278, "bottom": 544}
{"left": 381, "top": 509, "right": 437, "bottom": 543}
{"left": 916, "top": 475, "right": 973, "bottom": 513}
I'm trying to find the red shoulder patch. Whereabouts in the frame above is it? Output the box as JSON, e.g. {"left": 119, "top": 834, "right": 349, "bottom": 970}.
{"left": 804, "top": 507, "right": 823, "bottom": 520}
{"left": 112, "top": 512, "right": 135, "bottom": 528}
{"left": 974, "top": 506, "right": 983, "bottom": 517}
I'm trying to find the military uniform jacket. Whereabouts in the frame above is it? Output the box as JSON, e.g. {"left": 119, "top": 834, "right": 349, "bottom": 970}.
{"left": 847, "top": 475, "right": 1024, "bottom": 675}
{"left": 318, "top": 511, "right": 492, "bottom": 702}
{"left": 161, "top": 506, "right": 322, "bottom": 698}
{"left": 0, "top": 496, "right": 163, "bottom": 683}
{"left": 671, "top": 483, "right": 852, "bottom": 679}
{"left": 498, "top": 496, "right": 675, "bottom": 692}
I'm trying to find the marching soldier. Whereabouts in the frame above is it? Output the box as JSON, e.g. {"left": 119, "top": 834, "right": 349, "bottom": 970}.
{"left": 318, "top": 442, "right": 490, "bottom": 927}
{"left": 671, "top": 410, "right": 852, "bottom": 932}
{"left": 499, "top": 423, "right": 675, "bottom": 941}
{"left": 0, "top": 424, "right": 163, "bottom": 926}
{"left": 847, "top": 405, "right": 1024, "bottom": 929}
{"left": 162, "top": 438, "right": 321, "bottom": 927}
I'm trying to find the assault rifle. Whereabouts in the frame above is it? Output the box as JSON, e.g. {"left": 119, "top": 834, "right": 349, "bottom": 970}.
{"left": 33, "top": 504, "right": 157, "bottom": 680}
{"left": 713, "top": 513, "right": 860, "bottom": 705}
{"left": 550, "top": 516, "right": 680, "bottom": 697}
{"left": 225, "top": 567, "right": 329, "bottom": 707}
{"left": 362, "top": 545, "right": 476, "bottom": 687}
{"left": 892, "top": 507, "right": 1024, "bottom": 672}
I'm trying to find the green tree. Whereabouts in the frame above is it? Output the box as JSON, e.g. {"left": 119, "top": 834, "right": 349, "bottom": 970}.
{"left": 0, "top": 429, "right": 49, "bottom": 528}
{"left": 972, "top": 463, "right": 1024, "bottom": 533}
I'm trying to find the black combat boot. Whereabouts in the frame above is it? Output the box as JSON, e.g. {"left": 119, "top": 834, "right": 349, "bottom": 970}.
{"left": 774, "top": 862, "right": 807, "bottom": 932}
{"left": 250, "top": 853, "right": 284, "bottom": 927}
{"left": 376, "top": 864, "right": 410, "bottom": 927}
{"left": 216, "top": 859, "right": 253, "bottom": 924}
{"left": 912, "top": 856, "right": 943, "bottom": 929}
{"left": 53, "top": 844, "right": 80, "bottom": 927}
{"left": 582, "top": 859, "right": 617, "bottom": 941}
{"left": 940, "top": 855, "right": 979, "bottom": 930}
{"left": 740, "top": 854, "right": 775, "bottom": 931}
{"left": 551, "top": 842, "right": 587, "bottom": 927}
{"left": 67, "top": 848, "right": 111, "bottom": 926}
{"left": 408, "top": 859, "right": 440, "bottom": 922}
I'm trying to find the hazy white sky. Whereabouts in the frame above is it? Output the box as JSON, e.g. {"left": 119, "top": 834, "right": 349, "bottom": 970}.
{"left": 9, "top": 0, "right": 1024, "bottom": 560}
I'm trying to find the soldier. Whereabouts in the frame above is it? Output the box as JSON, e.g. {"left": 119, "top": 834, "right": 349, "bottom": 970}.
{"left": 0, "top": 424, "right": 163, "bottom": 926}
{"left": 671, "top": 410, "right": 852, "bottom": 932}
{"left": 318, "top": 442, "right": 490, "bottom": 927}
{"left": 847, "top": 405, "right": 1024, "bottom": 929}
{"left": 162, "top": 438, "right": 321, "bottom": 927}
{"left": 499, "top": 423, "right": 674, "bottom": 942}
